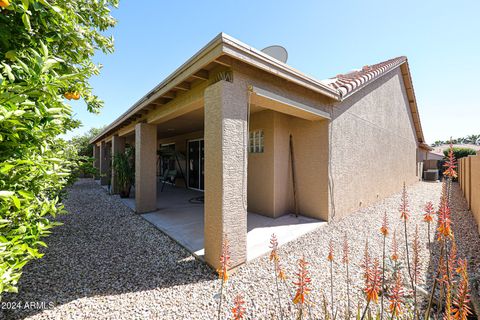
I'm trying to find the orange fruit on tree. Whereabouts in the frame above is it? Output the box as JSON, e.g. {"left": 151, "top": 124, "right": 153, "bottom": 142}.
{"left": 72, "top": 92, "right": 80, "bottom": 100}
{"left": 0, "top": 0, "right": 9, "bottom": 8}
{"left": 63, "top": 92, "right": 73, "bottom": 100}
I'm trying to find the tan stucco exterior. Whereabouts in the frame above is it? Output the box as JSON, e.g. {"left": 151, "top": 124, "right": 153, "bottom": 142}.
{"left": 91, "top": 34, "right": 429, "bottom": 267}
{"left": 135, "top": 123, "right": 157, "bottom": 213}
{"left": 329, "top": 68, "right": 419, "bottom": 220}
{"left": 204, "top": 80, "right": 248, "bottom": 268}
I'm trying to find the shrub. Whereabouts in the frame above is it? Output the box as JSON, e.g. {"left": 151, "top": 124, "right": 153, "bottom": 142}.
{"left": 70, "top": 126, "right": 106, "bottom": 158}
{"left": 443, "top": 147, "right": 477, "bottom": 159}
{"left": 0, "top": 0, "right": 117, "bottom": 295}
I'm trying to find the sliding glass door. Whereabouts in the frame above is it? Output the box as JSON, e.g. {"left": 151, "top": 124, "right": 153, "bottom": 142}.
{"left": 187, "top": 139, "right": 204, "bottom": 191}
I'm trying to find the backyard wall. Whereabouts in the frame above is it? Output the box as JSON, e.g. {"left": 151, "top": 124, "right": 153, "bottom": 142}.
{"left": 329, "top": 68, "right": 419, "bottom": 220}
{"left": 459, "top": 156, "right": 480, "bottom": 233}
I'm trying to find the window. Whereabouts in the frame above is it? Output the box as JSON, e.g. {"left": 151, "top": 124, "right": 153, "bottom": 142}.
{"left": 249, "top": 129, "right": 264, "bottom": 153}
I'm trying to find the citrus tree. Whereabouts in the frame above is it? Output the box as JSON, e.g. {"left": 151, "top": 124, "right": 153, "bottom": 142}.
{"left": 0, "top": 0, "right": 117, "bottom": 295}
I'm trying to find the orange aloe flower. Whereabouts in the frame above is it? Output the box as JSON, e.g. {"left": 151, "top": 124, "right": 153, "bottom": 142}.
{"left": 399, "top": 183, "right": 409, "bottom": 221}
{"left": 380, "top": 211, "right": 389, "bottom": 236}
{"left": 443, "top": 142, "right": 458, "bottom": 179}
{"left": 231, "top": 294, "right": 246, "bottom": 320}
{"left": 391, "top": 230, "right": 399, "bottom": 262}
{"left": 277, "top": 267, "right": 287, "bottom": 281}
{"left": 449, "top": 239, "right": 458, "bottom": 276}
{"left": 452, "top": 259, "right": 472, "bottom": 320}
{"left": 292, "top": 255, "right": 311, "bottom": 305}
{"left": 269, "top": 233, "right": 279, "bottom": 262}
{"left": 327, "top": 239, "right": 334, "bottom": 262}
{"left": 437, "top": 196, "right": 453, "bottom": 240}
{"left": 269, "top": 233, "right": 287, "bottom": 280}
{"left": 217, "top": 237, "right": 231, "bottom": 282}
{"left": 388, "top": 271, "right": 404, "bottom": 317}
{"left": 364, "top": 258, "right": 381, "bottom": 303}
{"left": 445, "top": 281, "right": 453, "bottom": 320}
{"left": 423, "top": 201, "right": 435, "bottom": 223}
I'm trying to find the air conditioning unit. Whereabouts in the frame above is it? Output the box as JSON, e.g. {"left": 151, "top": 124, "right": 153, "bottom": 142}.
{"left": 424, "top": 169, "right": 439, "bottom": 181}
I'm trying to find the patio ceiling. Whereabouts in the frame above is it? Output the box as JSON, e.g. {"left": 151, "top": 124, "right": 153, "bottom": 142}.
{"left": 156, "top": 107, "right": 204, "bottom": 139}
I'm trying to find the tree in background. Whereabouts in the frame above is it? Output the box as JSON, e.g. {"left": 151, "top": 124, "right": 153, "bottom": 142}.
{"left": 69, "top": 126, "right": 106, "bottom": 178}
{"left": 71, "top": 126, "right": 106, "bottom": 157}
{"left": 0, "top": 0, "right": 117, "bottom": 295}
{"left": 432, "top": 134, "right": 480, "bottom": 146}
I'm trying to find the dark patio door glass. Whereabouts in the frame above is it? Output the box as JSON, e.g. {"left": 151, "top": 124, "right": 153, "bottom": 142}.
{"left": 188, "top": 139, "right": 204, "bottom": 190}
{"left": 200, "top": 140, "right": 204, "bottom": 190}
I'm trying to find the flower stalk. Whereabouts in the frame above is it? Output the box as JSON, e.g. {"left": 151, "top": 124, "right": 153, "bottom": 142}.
{"left": 292, "top": 255, "right": 311, "bottom": 320}
{"left": 380, "top": 211, "right": 389, "bottom": 320}
{"left": 217, "top": 236, "right": 230, "bottom": 320}
{"left": 343, "top": 234, "right": 351, "bottom": 319}
{"left": 327, "top": 239, "right": 334, "bottom": 318}
{"left": 269, "top": 234, "right": 285, "bottom": 319}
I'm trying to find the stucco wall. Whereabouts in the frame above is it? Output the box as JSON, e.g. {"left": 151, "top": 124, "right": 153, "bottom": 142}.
{"left": 284, "top": 115, "right": 329, "bottom": 220}
{"left": 232, "top": 63, "right": 331, "bottom": 220}
{"left": 247, "top": 110, "right": 329, "bottom": 220}
{"left": 247, "top": 110, "right": 276, "bottom": 215}
{"left": 330, "top": 68, "right": 419, "bottom": 220}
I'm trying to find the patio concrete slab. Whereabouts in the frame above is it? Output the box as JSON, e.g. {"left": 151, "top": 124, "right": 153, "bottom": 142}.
{"left": 120, "top": 185, "right": 326, "bottom": 262}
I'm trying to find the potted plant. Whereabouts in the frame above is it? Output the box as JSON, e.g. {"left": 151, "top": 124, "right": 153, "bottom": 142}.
{"left": 112, "top": 147, "right": 135, "bottom": 198}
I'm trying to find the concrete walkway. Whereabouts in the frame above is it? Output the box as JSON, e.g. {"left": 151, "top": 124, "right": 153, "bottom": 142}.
{"left": 119, "top": 184, "right": 326, "bottom": 261}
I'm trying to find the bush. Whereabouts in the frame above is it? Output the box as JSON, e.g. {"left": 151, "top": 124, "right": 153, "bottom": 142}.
{"left": 70, "top": 127, "right": 106, "bottom": 158}
{"left": 0, "top": 0, "right": 117, "bottom": 295}
{"left": 443, "top": 147, "right": 477, "bottom": 159}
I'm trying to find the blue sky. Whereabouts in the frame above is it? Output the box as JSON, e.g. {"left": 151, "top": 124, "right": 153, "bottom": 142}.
{"left": 66, "top": 1, "right": 480, "bottom": 143}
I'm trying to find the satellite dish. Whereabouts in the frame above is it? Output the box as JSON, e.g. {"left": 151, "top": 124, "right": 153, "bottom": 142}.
{"left": 261, "top": 45, "right": 288, "bottom": 63}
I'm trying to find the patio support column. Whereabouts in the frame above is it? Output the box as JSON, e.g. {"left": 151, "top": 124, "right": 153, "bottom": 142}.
{"left": 204, "top": 80, "right": 248, "bottom": 269}
{"left": 93, "top": 144, "right": 100, "bottom": 179}
{"left": 135, "top": 123, "right": 157, "bottom": 213}
{"left": 99, "top": 141, "right": 109, "bottom": 185}
{"left": 111, "top": 134, "right": 126, "bottom": 194}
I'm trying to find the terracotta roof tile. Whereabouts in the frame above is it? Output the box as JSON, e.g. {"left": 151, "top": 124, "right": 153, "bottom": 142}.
{"left": 325, "top": 56, "right": 407, "bottom": 98}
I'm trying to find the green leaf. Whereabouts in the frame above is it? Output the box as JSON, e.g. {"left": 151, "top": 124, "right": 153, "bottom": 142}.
{"left": 12, "top": 196, "right": 21, "bottom": 209}
{"left": 17, "top": 190, "right": 34, "bottom": 199}
{"left": 0, "top": 164, "right": 15, "bottom": 174}
{"left": 5, "top": 51, "right": 17, "bottom": 61}
{"left": 17, "top": 226, "right": 27, "bottom": 234}
{"left": 0, "top": 191, "right": 14, "bottom": 198}
{"left": 2, "top": 63, "right": 15, "bottom": 82}
{"left": 22, "top": 13, "right": 32, "bottom": 32}
{"left": 39, "top": 41, "right": 48, "bottom": 58}
{"left": 21, "top": 0, "right": 29, "bottom": 10}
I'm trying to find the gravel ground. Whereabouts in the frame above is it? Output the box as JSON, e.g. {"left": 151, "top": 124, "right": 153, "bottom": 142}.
{"left": 1, "top": 179, "right": 478, "bottom": 319}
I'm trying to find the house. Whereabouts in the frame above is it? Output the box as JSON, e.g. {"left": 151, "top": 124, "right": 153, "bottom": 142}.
{"left": 90, "top": 33, "right": 427, "bottom": 268}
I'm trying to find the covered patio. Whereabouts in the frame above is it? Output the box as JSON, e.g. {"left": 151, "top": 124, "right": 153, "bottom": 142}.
{"left": 91, "top": 34, "right": 332, "bottom": 268}
{"left": 119, "top": 184, "right": 326, "bottom": 261}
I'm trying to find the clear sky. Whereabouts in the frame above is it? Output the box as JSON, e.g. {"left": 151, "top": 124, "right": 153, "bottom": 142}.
{"left": 66, "top": 0, "right": 480, "bottom": 144}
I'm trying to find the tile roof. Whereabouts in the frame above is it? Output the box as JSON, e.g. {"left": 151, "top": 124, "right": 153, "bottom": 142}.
{"left": 324, "top": 56, "right": 407, "bottom": 98}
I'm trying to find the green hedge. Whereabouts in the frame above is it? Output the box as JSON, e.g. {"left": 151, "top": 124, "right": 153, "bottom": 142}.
{"left": 443, "top": 147, "right": 477, "bottom": 159}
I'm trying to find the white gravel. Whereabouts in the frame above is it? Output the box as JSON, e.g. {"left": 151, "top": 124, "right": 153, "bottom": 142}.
{"left": 1, "top": 179, "right": 478, "bottom": 319}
